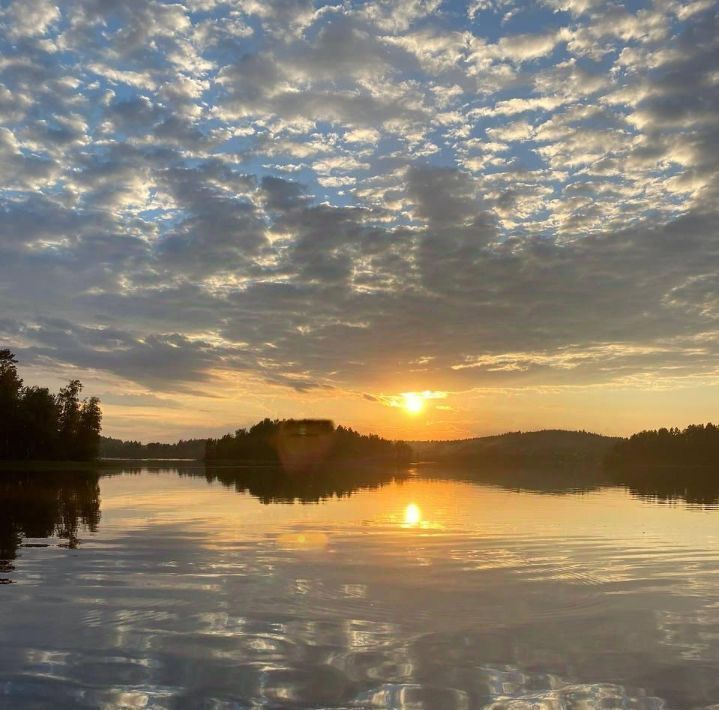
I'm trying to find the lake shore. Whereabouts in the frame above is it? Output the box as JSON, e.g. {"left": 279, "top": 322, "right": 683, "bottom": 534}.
{"left": 0, "top": 458, "right": 202, "bottom": 471}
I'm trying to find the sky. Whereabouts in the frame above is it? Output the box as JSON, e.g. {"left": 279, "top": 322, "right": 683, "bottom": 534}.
{"left": 0, "top": 0, "right": 718, "bottom": 442}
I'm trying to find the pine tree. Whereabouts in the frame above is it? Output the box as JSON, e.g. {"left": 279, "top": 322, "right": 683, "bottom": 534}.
{"left": 0, "top": 350, "right": 23, "bottom": 459}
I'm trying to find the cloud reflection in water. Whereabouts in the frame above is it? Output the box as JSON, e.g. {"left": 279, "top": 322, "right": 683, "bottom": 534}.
{"left": 1, "top": 467, "right": 719, "bottom": 707}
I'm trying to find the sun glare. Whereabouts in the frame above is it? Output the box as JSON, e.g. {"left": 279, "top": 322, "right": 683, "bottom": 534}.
{"left": 404, "top": 503, "right": 422, "bottom": 526}
{"left": 403, "top": 392, "right": 425, "bottom": 414}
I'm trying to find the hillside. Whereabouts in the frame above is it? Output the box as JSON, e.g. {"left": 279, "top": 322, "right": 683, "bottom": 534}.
{"left": 409, "top": 430, "right": 619, "bottom": 467}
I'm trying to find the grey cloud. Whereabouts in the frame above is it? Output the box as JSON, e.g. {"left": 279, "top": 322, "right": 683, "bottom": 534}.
{"left": 407, "top": 165, "right": 483, "bottom": 226}
{"left": 155, "top": 163, "right": 266, "bottom": 278}
{"left": 287, "top": 15, "right": 403, "bottom": 79}
{"left": 217, "top": 52, "right": 282, "bottom": 105}
{"left": 106, "top": 96, "right": 165, "bottom": 133}
{"left": 11, "top": 319, "right": 239, "bottom": 391}
{"left": 261, "top": 175, "right": 312, "bottom": 213}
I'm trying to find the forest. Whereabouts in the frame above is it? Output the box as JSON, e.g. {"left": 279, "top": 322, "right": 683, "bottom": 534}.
{"left": 604, "top": 423, "right": 719, "bottom": 470}
{"left": 602, "top": 423, "right": 719, "bottom": 505}
{"left": 205, "top": 418, "right": 412, "bottom": 465}
{"left": 100, "top": 419, "right": 412, "bottom": 467}
{"left": 0, "top": 350, "right": 102, "bottom": 461}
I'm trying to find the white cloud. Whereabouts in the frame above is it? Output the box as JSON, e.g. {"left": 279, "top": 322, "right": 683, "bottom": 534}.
{"left": 344, "top": 127, "right": 381, "bottom": 144}
{"left": 3, "top": 0, "right": 60, "bottom": 38}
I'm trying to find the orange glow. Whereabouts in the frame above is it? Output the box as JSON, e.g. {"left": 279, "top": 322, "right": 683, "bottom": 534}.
{"left": 404, "top": 503, "right": 422, "bottom": 526}
{"left": 402, "top": 392, "right": 425, "bottom": 415}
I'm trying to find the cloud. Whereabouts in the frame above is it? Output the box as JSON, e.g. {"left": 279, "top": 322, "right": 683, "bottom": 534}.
{"left": 2, "top": 0, "right": 60, "bottom": 38}
{"left": 0, "top": 0, "right": 717, "bottom": 420}
{"left": 497, "top": 31, "right": 563, "bottom": 61}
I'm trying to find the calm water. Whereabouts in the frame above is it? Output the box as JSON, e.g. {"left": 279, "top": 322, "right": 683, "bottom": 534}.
{"left": 2, "top": 466, "right": 719, "bottom": 709}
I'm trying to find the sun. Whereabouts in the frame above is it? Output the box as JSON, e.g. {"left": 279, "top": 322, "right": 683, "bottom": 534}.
{"left": 402, "top": 392, "right": 425, "bottom": 415}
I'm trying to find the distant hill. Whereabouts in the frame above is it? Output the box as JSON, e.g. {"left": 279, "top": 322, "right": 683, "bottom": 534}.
{"left": 409, "top": 430, "right": 620, "bottom": 467}
{"left": 100, "top": 428, "right": 619, "bottom": 469}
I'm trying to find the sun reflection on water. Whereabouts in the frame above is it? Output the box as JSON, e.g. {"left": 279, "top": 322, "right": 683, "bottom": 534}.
{"left": 404, "top": 503, "right": 422, "bottom": 527}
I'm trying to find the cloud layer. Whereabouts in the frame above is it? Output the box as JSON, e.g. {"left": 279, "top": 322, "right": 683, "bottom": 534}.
{"left": 1, "top": 0, "right": 718, "bottom": 434}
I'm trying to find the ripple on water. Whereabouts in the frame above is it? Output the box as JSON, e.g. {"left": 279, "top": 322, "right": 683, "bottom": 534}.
{"left": 353, "top": 682, "right": 472, "bottom": 709}
{"left": 4, "top": 473, "right": 719, "bottom": 708}
{"left": 0, "top": 560, "right": 12, "bottom": 584}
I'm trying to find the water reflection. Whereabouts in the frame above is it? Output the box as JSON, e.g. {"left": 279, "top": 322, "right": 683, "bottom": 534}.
{"left": 0, "top": 470, "right": 101, "bottom": 582}
{"left": 611, "top": 471, "right": 719, "bottom": 508}
{"left": 404, "top": 502, "right": 422, "bottom": 527}
{"left": 106, "top": 458, "right": 719, "bottom": 509}
{"left": 423, "top": 461, "right": 719, "bottom": 508}
{"left": 419, "top": 462, "right": 606, "bottom": 495}
{"left": 3, "top": 465, "right": 719, "bottom": 707}
{"left": 195, "top": 463, "right": 409, "bottom": 503}
{"left": 276, "top": 531, "right": 330, "bottom": 550}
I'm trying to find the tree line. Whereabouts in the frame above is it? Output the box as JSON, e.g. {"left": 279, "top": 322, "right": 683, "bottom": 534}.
{"left": 100, "top": 436, "right": 206, "bottom": 460}
{"left": 205, "top": 418, "right": 412, "bottom": 464}
{"left": 99, "top": 419, "right": 413, "bottom": 467}
{"left": 604, "top": 423, "right": 719, "bottom": 470}
{"left": 0, "top": 350, "right": 102, "bottom": 461}
{"left": 604, "top": 423, "right": 719, "bottom": 504}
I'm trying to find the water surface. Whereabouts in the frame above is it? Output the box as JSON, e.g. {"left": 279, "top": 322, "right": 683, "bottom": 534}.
{"left": 2, "top": 466, "right": 719, "bottom": 708}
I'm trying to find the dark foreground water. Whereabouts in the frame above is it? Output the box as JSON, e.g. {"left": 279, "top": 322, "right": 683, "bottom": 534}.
{"left": 1, "top": 466, "right": 719, "bottom": 709}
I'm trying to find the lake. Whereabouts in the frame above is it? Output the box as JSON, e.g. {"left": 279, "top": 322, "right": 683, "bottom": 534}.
{"left": 1, "top": 465, "right": 719, "bottom": 708}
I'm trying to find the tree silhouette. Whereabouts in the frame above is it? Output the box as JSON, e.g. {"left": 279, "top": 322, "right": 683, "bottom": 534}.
{"left": 17, "top": 387, "right": 60, "bottom": 460}
{"left": 605, "top": 423, "right": 719, "bottom": 470}
{"left": 205, "top": 418, "right": 412, "bottom": 469}
{"left": 0, "top": 349, "right": 23, "bottom": 459}
{"left": 100, "top": 437, "right": 206, "bottom": 459}
{"left": 605, "top": 423, "right": 719, "bottom": 504}
{"left": 0, "top": 351, "right": 102, "bottom": 461}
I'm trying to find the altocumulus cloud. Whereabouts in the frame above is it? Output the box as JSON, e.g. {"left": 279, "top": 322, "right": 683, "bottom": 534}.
{"left": 0, "top": 0, "right": 718, "bottom": 401}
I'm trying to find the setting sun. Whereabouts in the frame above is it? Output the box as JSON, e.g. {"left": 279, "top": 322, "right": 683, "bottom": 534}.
{"left": 402, "top": 392, "right": 425, "bottom": 415}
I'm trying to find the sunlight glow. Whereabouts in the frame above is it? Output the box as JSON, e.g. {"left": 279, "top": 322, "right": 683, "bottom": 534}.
{"left": 276, "top": 531, "right": 329, "bottom": 550}
{"left": 403, "top": 392, "right": 425, "bottom": 415}
{"left": 404, "top": 503, "right": 422, "bottom": 526}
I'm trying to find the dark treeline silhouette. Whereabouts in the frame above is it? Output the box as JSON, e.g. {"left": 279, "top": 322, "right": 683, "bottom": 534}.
{"left": 205, "top": 418, "right": 412, "bottom": 465}
{"left": 605, "top": 423, "right": 719, "bottom": 470}
{"left": 605, "top": 423, "right": 719, "bottom": 506}
{"left": 100, "top": 436, "right": 206, "bottom": 460}
{"left": 189, "top": 464, "right": 409, "bottom": 504}
{"left": 0, "top": 350, "right": 102, "bottom": 461}
{"left": 0, "top": 470, "right": 102, "bottom": 580}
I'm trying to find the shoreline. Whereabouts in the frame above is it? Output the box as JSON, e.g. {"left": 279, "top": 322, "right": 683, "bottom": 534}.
{"left": 0, "top": 458, "right": 203, "bottom": 471}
